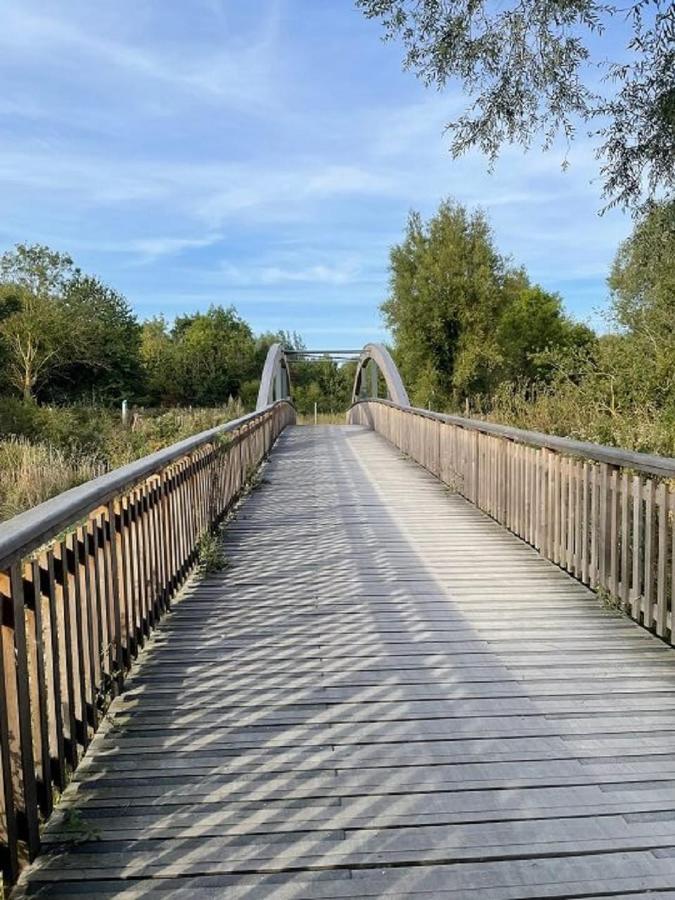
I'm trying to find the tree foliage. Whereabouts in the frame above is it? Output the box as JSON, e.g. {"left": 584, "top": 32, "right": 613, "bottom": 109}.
{"left": 53, "top": 273, "right": 142, "bottom": 401}
{"left": 0, "top": 213, "right": 673, "bottom": 457}
{"left": 467, "top": 199, "right": 675, "bottom": 453}
{"left": 141, "top": 307, "right": 258, "bottom": 406}
{"left": 0, "top": 245, "right": 78, "bottom": 399}
{"left": 606, "top": 198, "right": 675, "bottom": 415}
{"left": 0, "top": 242, "right": 357, "bottom": 416}
{"left": 383, "top": 200, "right": 593, "bottom": 407}
{"left": 0, "top": 245, "right": 142, "bottom": 401}
{"left": 357, "top": 0, "right": 675, "bottom": 210}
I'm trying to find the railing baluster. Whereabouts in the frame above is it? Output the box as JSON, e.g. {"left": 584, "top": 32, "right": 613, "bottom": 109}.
{"left": 620, "top": 472, "right": 630, "bottom": 609}
{"left": 45, "top": 550, "right": 67, "bottom": 790}
{"left": 644, "top": 479, "right": 655, "bottom": 629}
{"left": 27, "top": 559, "right": 52, "bottom": 819}
{"left": 0, "top": 402, "right": 295, "bottom": 889}
{"left": 8, "top": 564, "right": 40, "bottom": 859}
{"left": 348, "top": 398, "right": 675, "bottom": 645}
{"left": 0, "top": 569, "right": 19, "bottom": 882}
{"left": 656, "top": 482, "right": 668, "bottom": 637}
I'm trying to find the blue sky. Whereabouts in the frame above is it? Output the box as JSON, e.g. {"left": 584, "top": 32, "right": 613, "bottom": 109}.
{"left": 0, "top": 0, "right": 632, "bottom": 347}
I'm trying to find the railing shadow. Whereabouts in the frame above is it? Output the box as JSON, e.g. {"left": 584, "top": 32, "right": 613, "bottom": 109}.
{"left": 18, "top": 425, "right": 675, "bottom": 898}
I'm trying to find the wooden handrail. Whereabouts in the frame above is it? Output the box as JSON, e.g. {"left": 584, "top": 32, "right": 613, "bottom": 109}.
{"left": 0, "top": 404, "right": 293, "bottom": 570}
{"left": 0, "top": 400, "right": 295, "bottom": 885}
{"left": 349, "top": 398, "right": 675, "bottom": 478}
{"left": 348, "top": 398, "right": 675, "bottom": 645}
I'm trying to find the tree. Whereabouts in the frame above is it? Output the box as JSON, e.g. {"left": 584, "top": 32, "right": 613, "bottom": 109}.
{"left": 170, "top": 306, "right": 257, "bottom": 405}
{"left": 357, "top": 0, "right": 675, "bottom": 210}
{"left": 493, "top": 200, "right": 675, "bottom": 452}
{"left": 608, "top": 199, "right": 675, "bottom": 336}
{"left": 52, "top": 274, "right": 143, "bottom": 402}
{"left": 0, "top": 245, "right": 78, "bottom": 399}
{"left": 383, "top": 201, "right": 506, "bottom": 405}
{"left": 291, "top": 356, "right": 353, "bottom": 415}
{"left": 140, "top": 316, "right": 179, "bottom": 405}
{"left": 0, "top": 244, "right": 143, "bottom": 402}
{"left": 0, "top": 290, "right": 22, "bottom": 394}
{"left": 382, "top": 199, "right": 593, "bottom": 407}
{"left": 495, "top": 281, "right": 595, "bottom": 386}
{"left": 0, "top": 243, "right": 74, "bottom": 296}
{"left": 606, "top": 199, "right": 675, "bottom": 412}
{"left": 0, "top": 283, "right": 75, "bottom": 400}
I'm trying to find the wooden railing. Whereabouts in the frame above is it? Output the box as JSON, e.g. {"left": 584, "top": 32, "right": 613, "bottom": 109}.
{"left": 0, "top": 400, "right": 295, "bottom": 884}
{"left": 349, "top": 399, "right": 675, "bottom": 636}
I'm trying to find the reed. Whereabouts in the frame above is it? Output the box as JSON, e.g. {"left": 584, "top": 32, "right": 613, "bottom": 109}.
{"left": 0, "top": 399, "right": 246, "bottom": 521}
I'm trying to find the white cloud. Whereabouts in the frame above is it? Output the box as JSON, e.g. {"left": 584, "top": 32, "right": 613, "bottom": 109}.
{"left": 304, "top": 166, "right": 393, "bottom": 196}
{"left": 0, "top": 0, "right": 634, "bottom": 345}
{"left": 63, "top": 234, "right": 224, "bottom": 263}
{"left": 0, "top": 4, "right": 283, "bottom": 113}
{"left": 129, "top": 235, "right": 222, "bottom": 262}
{"left": 218, "top": 260, "right": 362, "bottom": 287}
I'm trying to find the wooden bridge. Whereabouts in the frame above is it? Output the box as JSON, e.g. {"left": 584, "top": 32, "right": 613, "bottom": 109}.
{"left": 2, "top": 344, "right": 675, "bottom": 898}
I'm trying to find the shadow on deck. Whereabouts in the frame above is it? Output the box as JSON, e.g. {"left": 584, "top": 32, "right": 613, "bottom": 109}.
{"left": 15, "top": 426, "right": 675, "bottom": 899}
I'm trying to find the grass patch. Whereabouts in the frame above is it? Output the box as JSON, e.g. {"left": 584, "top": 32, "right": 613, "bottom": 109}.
{"left": 197, "top": 529, "right": 229, "bottom": 574}
{"left": 596, "top": 585, "right": 626, "bottom": 616}
{"left": 0, "top": 437, "right": 106, "bottom": 522}
{"left": 58, "top": 808, "right": 101, "bottom": 845}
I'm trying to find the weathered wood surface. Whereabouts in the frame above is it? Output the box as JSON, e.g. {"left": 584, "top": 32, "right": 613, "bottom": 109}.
{"left": 0, "top": 403, "right": 295, "bottom": 886}
{"left": 15, "top": 425, "right": 675, "bottom": 898}
{"left": 349, "top": 400, "right": 675, "bottom": 641}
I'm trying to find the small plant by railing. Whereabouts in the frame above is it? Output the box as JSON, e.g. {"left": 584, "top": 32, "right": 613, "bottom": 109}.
{"left": 349, "top": 398, "right": 675, "bottom": 639}
{"left": 0, "top": 400, "right": 295, "bottom": 887}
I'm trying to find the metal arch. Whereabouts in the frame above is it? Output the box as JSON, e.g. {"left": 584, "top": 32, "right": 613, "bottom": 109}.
{"left": 351, "top": 343, "right": 410, "bottom": 407}
{"left": 256, "top": 343, "right": 293, "bottom": 411}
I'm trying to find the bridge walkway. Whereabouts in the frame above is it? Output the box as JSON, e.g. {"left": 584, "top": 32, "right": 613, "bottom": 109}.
{"left": 16, "top": 425, "right": 675, "bottom": 898}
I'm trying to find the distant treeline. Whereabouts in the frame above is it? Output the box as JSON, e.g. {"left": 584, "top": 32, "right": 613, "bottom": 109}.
{"left": 1, "top": 196, "right": 673, "bottom": 458}
{"left": 0, "top": 244, "right": 354, "bottom": 416}
{"left": 383, "top": 199, "right": 675, "bottom": 456}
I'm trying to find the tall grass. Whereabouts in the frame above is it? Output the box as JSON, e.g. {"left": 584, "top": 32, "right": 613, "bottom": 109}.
{"left": 0, "top": 399, "right": 246, "bottom": 523}
{"left": 295, "top": 412, "right": 346, "bottom": 425}
{"left": 469, "top": 383, "right": 675, "bottom": 457}
{"left": 0, "top": 438, "right": 106, "bottom": 522}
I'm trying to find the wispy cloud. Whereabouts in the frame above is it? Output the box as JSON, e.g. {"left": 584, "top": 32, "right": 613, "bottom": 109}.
{"left": 0, "top": 4, "right": 283, "bottom": 113}
{"left": 0, "top": 1, "right": 631, "bottom": 345}
{"left": 218, "top": 259, "right": 363, "bottom": 287}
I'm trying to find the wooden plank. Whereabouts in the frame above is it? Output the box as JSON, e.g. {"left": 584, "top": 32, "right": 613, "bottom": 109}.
{"left": 15, "top": 424, "right": 675, "bottom": 898}
{"left": 672, "top": 489, "right": 675, "bottom": 647}
{"left": 44, "top": 550, "right": 66, "bottom": 791}
{"left": 9, "top": 564, "right": 40, "bottom": 859}
{"left": 609, "top": 467, "right": 619, "bottom": 599}
{"left": 54, "top": 540, "right": 78, "bottom": 766}
{"left": 620, "top": 470, "right": 630, "bottom": 609}
{"left": 28, "top": 559, "right": 52, "bottom": 818}
{"left": 0, "top": 570, "right": 19, "bottom": 882}
{"left": 69, "top": 531, "right": 91, "bottom": 746}
{"left": 79, "top": 526, "right": 99, "bottom": 731}
{"left": 632, "top": 474, "right": 643, "bottom": 620}
{"left": 656, "top": 481, "right": 668, "bottom": 637}
{"left": 644, "top": 478, "right": 655, "bottom": 629}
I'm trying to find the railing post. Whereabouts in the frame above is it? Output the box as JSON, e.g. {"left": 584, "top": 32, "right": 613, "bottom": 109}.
{"left": 0, "top": 403, "right": 293, "bottom": 888}
{"left": 0, "top": 570, "right": 19, "bottom": 884}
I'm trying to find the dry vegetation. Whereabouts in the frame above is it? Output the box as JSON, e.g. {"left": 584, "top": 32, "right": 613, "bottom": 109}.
{"left": 295, "top": 412, "right": 347, "bottom": 425}
{"left": 0, "top": 437, "right": 106, "bottom": 522}
{"left": 472, "top": 383, "right": 674, "bottom": 458}
{"left": 0, "top": 399, "right": 244, "bottom": 522}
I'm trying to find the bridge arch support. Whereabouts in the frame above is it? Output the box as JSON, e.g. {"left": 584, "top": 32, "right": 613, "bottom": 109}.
{"left": 351, "top": 343, "right": 410, "bottom": 407}
{"left": 256, "top": 343, "right": 293, "bottom": 411}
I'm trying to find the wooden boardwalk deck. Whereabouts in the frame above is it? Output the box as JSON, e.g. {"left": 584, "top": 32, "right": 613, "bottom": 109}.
{"left": 16, "top": 425, "right": 675, "bottom": 898}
